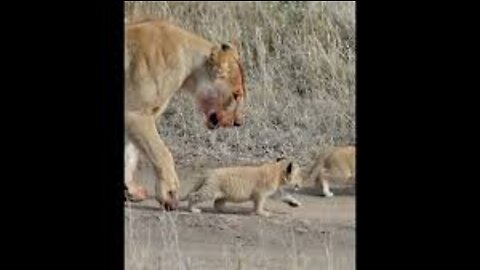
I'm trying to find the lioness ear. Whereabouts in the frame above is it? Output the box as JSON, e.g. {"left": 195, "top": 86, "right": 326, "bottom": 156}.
{"left": 286, "top": 162, "right": 293, "bottom": 175}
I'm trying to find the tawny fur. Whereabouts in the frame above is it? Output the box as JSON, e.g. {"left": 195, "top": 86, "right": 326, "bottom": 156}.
{"left": 124, "top": 19, "right": 247, "bottom": 210}
{"left": 182, "top": 159, "right": 302, "bottom": 217}
{"left": 308, "top": 146, "right": 356, "bottom": 197}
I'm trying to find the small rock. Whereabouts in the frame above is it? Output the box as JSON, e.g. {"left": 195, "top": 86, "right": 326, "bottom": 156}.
{"left": 295, "top": 227, "right": 309, "bottom": 233}
{"left": 299, "top": 219, "right": 311, "bottom": 227}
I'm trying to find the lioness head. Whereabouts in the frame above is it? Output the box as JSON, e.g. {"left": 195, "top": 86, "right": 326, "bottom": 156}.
{"left": 278, "top": 158, "right": 303, "bottom": 191}
{"left": 199, "top": 42, "right": 247, "bottom": 129}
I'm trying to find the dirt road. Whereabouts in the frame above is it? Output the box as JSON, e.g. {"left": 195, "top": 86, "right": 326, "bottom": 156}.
{"left": 125, "top": 164, "right": 355, "bottom": 270}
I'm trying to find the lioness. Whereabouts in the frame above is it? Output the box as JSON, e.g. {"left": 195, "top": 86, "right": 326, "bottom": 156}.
{"left": 182, "top": 158, "right": 302, "bottom": 217}
{"left": 125, "top": 19, "right": 247, "bottom": 210}
{"left": 308, "top": 146, "right": 356, "bottom": 197}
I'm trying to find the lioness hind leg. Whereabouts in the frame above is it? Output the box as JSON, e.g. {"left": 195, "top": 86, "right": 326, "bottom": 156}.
{"left": 125, "top": 142, "right": 148, "bottom": 201}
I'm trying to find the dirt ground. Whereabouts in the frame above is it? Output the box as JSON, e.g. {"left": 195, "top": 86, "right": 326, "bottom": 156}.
{"left": 125, "top": 164, "right": 356, "bottom": 270}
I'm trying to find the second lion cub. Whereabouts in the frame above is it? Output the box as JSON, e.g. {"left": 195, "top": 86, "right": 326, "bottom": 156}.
{"left": 182, "top": 158, "right": 302, "bottom": 217}
{"left": 309, "top": 145, "right": 356, "bottom": 197}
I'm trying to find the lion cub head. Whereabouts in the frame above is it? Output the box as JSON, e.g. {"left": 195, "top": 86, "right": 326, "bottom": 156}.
{"left": 197, "top": 42, "right": 247, "bottom": 129}
{"left": 277, "top": 157, "right": 303, "bottom": 191}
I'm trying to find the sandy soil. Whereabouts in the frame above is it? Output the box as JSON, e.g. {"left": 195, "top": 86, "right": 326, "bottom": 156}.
{"left": 125, "top": 164, "right": 355, "bottom": 270}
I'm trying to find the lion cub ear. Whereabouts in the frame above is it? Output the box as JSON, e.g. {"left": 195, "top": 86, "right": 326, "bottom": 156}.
{"left": 221, "top": 43, "right": 231, "bottom": 51}
{"left": 286, "top": 162, "right": 293, "bottom": 175}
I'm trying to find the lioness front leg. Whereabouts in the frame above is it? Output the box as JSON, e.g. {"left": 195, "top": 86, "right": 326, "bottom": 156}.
{"left": 253, "top": 196, "right": 270, "bottom": 217}
{"left": 126, "top": 113, "right": 180, "bottom": 210}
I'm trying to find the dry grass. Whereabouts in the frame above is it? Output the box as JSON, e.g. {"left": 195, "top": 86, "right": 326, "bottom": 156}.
{"left": 124, "top": 1, "right": 356, "bottom": 169}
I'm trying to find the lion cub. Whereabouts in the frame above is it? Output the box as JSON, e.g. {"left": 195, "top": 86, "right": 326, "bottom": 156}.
{"left": 182, "top": 158, "right": 302, "bottom": 217}
{"left": 309, "top": 146, "right": 355, "bottom": 197}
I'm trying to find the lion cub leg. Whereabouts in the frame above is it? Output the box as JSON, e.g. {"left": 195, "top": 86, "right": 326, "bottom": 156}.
{"left": 321, "top": 180, "right": 334, "bottom": 197}
{"left": 275, "top": 188, "right": 302, "bottom": 207}
{"left": 213, "top": 198, "right": 228, "bottom": 213}
{"left": 187, "top": 183, "right": 218, "bottom": 214}
{"left": 315, "top": 171, "right": 334, "bottom": 198}
{"left": 253, "top": 195, "right": 271, "bottom": 217}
